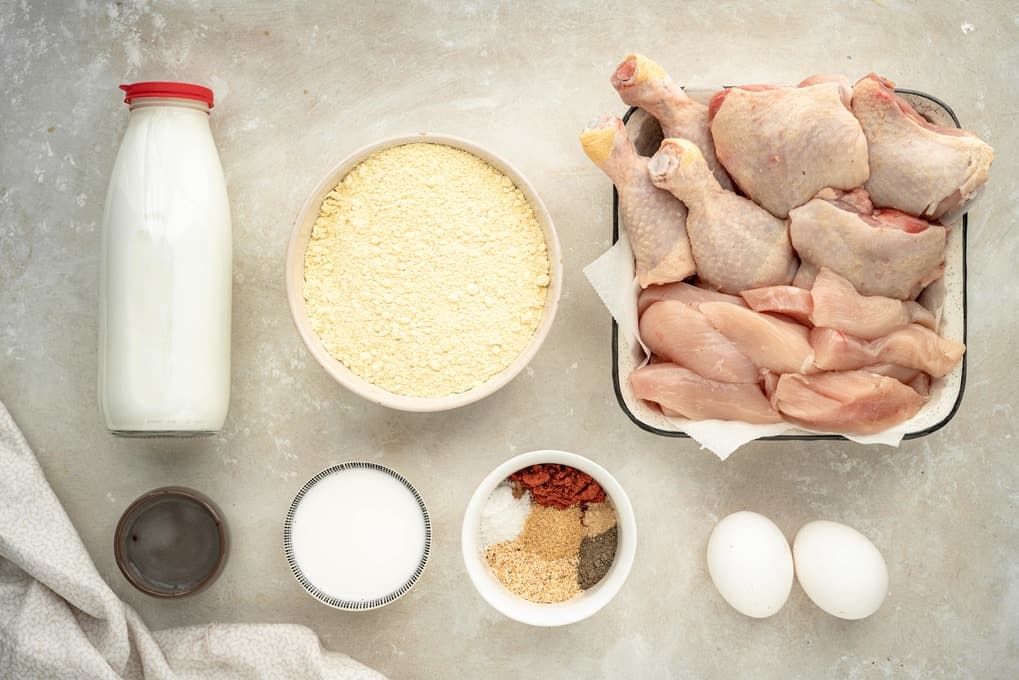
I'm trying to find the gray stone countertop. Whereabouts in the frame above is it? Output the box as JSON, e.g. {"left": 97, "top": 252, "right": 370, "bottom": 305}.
{"left": 2, "top": 2, "right": 1017, "bottom": 678}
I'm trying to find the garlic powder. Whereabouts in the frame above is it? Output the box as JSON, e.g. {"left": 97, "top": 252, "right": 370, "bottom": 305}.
{"left": 303, "top": 142, "right": 550, "bottom": 398}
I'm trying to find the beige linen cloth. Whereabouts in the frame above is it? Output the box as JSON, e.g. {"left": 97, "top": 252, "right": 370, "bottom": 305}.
{"left": 0, "top": 401, "right": 386, "bottom": 679}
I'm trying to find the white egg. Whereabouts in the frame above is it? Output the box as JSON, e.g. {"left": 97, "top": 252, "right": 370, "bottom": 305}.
{"left": 793, "top": 520, "right": 888, "bottom": 620}
{"left": 706, "top": 511, "right": 794, "bottom": 618}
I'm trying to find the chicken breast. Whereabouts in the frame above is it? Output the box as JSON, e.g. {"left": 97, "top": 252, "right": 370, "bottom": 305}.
{"left": 810, "top": 267, "right": 936, "bottom": 339}
{"left": 811, "top": 325, "right": 965, "bottom": 378}
{"left": 638, "top": 281, "right": 746, "bottom": 316}
{"left": 630, "top": 362, "right": 783, "bottom": 424}
{"left": 859, "top": 363, "right": 924, "bottom": 385}
{"left": 639, "top": 300, "right": 759, "bottom": 383}
{"left": 740, "top": 285, "right": 814, "bottom": 326}
{"left": 699, "top": 301, "right": 814, "bottom": 375}
{"left": 771, "top": 370, "right": 926, "bottom": 434}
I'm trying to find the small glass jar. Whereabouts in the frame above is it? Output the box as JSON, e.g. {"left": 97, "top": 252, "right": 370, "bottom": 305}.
{"left": 114, "top": 487, "right": 228, "bottom": 598}
{"left": 98, "top": 82, "right": 232, "bottom": 436}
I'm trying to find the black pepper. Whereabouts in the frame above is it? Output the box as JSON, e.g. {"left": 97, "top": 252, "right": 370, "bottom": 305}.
{"left": 577, "top": 525, "right": 618, "bottom": 590}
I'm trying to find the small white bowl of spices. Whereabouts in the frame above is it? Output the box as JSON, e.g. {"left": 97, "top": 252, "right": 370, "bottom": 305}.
{"left": 461, "top": 450, "right": 637, "bottom": 626}
{"left": 286, "top": 133, "right": 562, "bottom": 411}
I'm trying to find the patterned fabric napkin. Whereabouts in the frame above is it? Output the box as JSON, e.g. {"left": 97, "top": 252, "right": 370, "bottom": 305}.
{"left": 0, "top": 401, "right": 386, "bottom": 679}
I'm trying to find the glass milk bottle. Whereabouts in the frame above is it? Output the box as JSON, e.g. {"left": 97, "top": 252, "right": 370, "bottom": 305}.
{"left": 98, "top": 82, "right": 232, "bottom": 436}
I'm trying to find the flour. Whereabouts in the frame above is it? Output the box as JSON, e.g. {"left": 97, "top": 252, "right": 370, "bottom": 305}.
{"left": 303, "top": 142, "right": 550, "bottom": 397}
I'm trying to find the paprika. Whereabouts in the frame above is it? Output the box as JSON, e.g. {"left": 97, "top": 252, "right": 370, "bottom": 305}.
{"left": 509, "top": 464, "right": 605, "bottom": 509}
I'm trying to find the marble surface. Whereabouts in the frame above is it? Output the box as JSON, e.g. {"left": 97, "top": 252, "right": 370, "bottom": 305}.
{"left": 2, "top": 2, "right": 1017, "bottom": 678}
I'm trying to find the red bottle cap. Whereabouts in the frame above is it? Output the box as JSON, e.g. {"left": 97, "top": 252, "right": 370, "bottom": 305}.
{"left": 119, "top": 82, "right": 214, "bottom": 108}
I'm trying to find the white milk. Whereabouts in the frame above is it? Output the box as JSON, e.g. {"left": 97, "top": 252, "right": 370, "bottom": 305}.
{"left": 98, "top": 92, "right": 232, "bottom": 435}
{"left": 291, "top": 467, "right": 427, "bottom": 602}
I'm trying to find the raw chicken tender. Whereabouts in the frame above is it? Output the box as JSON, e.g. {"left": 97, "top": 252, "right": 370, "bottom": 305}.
{"left": 789, "top": 188, "right": 947, "bottom": 300}
{"left": 810, "top": 267, "right": 936, "bottom": 339}
{"left": 740, "top": 286, "right": 814, "bottom": 326}
{"left": 699, "top": 301, "right": 814, "bottom": 375}
{"left": 639, "top": 300, "right": 759, "bottom": 383}
{"left": 649, "top": 138, "right": 797, "bottom": 294}
{"left": 630, "top": 363, "right": 783, "bottom": 424}
{"left": 611, "top": 53, "right": 733, "bottom": 190}
{"left": 811, "top": 325, "right": 965, "bottom": 378}
{"left": 709, "top": 78, "right": 869, "bottom": 218}
{"left": 861, "top": 363, "right": 924, "bottom": 385}
{"left": 771, "top": 371, "right": 926, "bottom": 434}
{"left": 852, "top": 73, "right": 994, "bottom": 220}
{"left": 638, "top": 281, "right": 746, "bottom": 316}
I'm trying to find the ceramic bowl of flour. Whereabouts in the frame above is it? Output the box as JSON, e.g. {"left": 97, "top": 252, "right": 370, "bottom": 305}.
{"left": 286, "top": 133, "right": 562, "bottom": 412}
{"left": 461, "top": 450, "right": 637, "bottom": 626}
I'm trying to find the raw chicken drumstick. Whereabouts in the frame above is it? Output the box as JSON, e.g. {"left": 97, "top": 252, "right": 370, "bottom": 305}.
{"left": 611, "top": 53, "right": 733, "bottom": 190}
{"left": 852, "top": 73, "right": 994, "bottom": 220}
{"left": 580, "top": 116, "right": 696, "bottom": 287}
{"left": 709, "top": 77, "right": 869, "bottom": 218}
{"left": 789, "top": 188, "right": 946, "bottom": 300}
{"left": 648, "top": 138, "right": 797, "bottom": 294}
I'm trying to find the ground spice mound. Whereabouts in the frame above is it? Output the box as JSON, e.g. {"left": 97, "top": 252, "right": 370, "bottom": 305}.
{"left": 509, "top": 464, "right": 605, "bottom": 509}
{"left": 515, "top": 505, "right": 584, "bottom": 561}
{"left": 582, "top": 501, "right": 617, "bottom": 537}
{"left": 578, "top": 525, "right": 618, "bottom": 590}
{"left": 484, "top": 543, "right": 579, "bottom": 604}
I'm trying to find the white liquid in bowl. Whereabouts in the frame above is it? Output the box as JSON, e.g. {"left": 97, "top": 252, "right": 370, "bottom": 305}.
{"left": 290, "top": 467, "right": 427, "bottom": 602}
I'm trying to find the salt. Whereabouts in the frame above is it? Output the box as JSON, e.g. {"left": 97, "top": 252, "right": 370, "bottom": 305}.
{"left": 479, "top": 483, "right": 531, "bottom": 548}
{"left": 290, "top": 467, "right": 426, "bottom": 602}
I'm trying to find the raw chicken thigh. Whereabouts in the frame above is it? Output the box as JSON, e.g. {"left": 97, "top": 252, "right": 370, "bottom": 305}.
{"left": 648, "top": 138, "right": 797, "bottom": 294}
{"left": 789, "top": 188, "right": 946, "bottom": 300}
{"left": 611, "top": 53, "right": 733, "bottom": 190}
{"left": 852, "top": 73, "right": 994, "bottom": 220}
{"left": 580, "top": 116, "right": 695, "bottom": 287}
{"left": 709, "top": 78, "right": 869, "bottom": 218}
